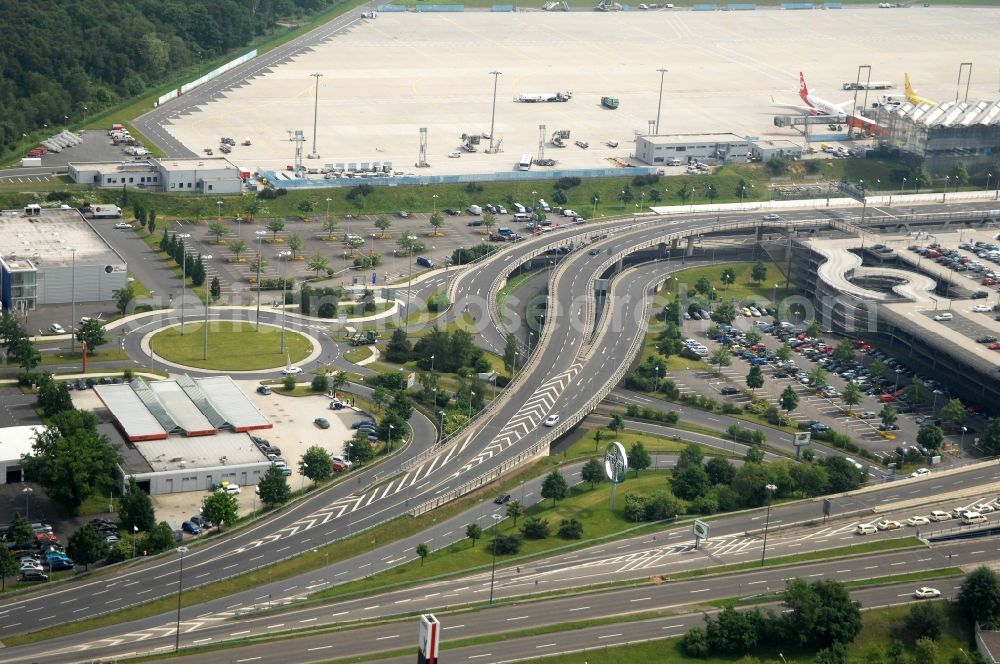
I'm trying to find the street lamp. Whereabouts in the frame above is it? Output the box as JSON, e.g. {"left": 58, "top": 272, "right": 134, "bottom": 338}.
{"left": 961, "top": 426, "right": 968, "bottom": 454}
{"left": 301, "top": 463, "right": 308, "bottom": 493}
{"left": 432, "top": 194, "right": 438, "bottom": 216}
{"left": 70, "top": 248, "right": 77, "bottom": 354}
{"left": 430, "top": 354, "right": 435, "bottom": 374}
{"left": 279, "top": 248, "right": 289, "bottom": 353}
{"left": 216, "top": 199, "right": 223, "bottom": 222}
{"left": 325, "top": 197, "right": 332, "bottom": 222}
{"left": 987, "top": 173, "right": 993, "bottom": 193}
{"left": 488, "top": 513, "right": 503, "bottom": 604}
{"left": 131, "top": 524, "right": 138, "bottom": 559}
{"left": 488, "top": 71, "right": 502, "bottom": 153}
{"left": 175, "top": 546, "right": 189, "bottom": 652}
{"left": 255, "top": 230, "right": 267, "bottom": 331}
{"left": 22, "top": 486, "right": 32, "bottom": 520}
{"left": 437, "top": 410, "right": 445, "bottom": 444}
{"left": 309, "top": 72, "right": 323, "bottom": 158}
{"left": 655, "top": 68, "right": 668, "bottom": 135}
{"left": 468, "top": 392, "right": 476, "bottom": 420}
{"left": 759, "top": 483, "right": 778, "bottom": 567}
{"left": 893, "top": 367, "right": 903, "bottom": 393}
{"left": 388, "top": 424, "right": 395, "bottom": 453}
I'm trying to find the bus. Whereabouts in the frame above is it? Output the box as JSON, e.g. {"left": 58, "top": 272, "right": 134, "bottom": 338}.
{"left": 518, "top": 153, "right": 532, "bottom": 171}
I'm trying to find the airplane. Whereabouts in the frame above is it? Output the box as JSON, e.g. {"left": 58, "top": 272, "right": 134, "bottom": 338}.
{"left": 795, "top": 72, "right": 878, "bottom": 126}
{"left": 904, "top": 73, "right": 936, "bottom": 106}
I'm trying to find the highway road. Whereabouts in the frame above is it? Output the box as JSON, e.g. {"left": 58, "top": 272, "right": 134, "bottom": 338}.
{"left": 4, "top": 198, "right": 999, "bottom": 653}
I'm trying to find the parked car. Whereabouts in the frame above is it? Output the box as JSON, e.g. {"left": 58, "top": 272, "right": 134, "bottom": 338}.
{"left": 182, "top": 521, "right": 202, "bottom": 535}
{"left": 314, "top": 418, "right": 330, "bottom": 429}
{"left": 256, "top": 385, "right": 272, "bottom": 395}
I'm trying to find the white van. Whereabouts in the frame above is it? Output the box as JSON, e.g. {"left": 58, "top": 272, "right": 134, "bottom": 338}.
{"left": 929, "top": 510, "right": 951, "bottom": 522}
{"left": 537, "top": 199, "right": 551, "bottom": 212}
{"left": 962, "top": 511, "right": 987, "bottom": 525}
{"left": 856, "top": 523, "right": 877, "bottom": 535}
{"left": 513, "top": 203, "right": 526, "bottom": 214}
{"left": 468, "top": 204, "right": 482, "bottom": 215}
{"left": 512, "top": 213, "right": 532, "bottom": 223}
{"left": 562, "top": 209, "right": 578, "bottom": 218}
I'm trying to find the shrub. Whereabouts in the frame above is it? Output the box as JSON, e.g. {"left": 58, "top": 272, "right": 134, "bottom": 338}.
{"left": 521, "top": 517, "right": 550, "bottom": 539}
{"left": 427, "top": 292, "right": 451, "bottom": 313}
{"left": 310, "top": 374, "right": 330, "bottom": 393}
{"left": 632, "top": 174, "right": 660, "bottom": 187}
{"left": 490, "top": 534, "right": 521, "bottom": 555}
{"left": 557, "top": 518, "right": 583, "bottom": 539}
{"left": 554, "top": 176, "right": 581, "bottom": 190}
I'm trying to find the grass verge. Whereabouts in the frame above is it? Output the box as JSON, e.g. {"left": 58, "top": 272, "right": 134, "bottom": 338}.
{"left": 343, "top": 346, "right": 374, "bottom": 363}
{"left": 148, "top": 321, "right": 312, "bottom": 371}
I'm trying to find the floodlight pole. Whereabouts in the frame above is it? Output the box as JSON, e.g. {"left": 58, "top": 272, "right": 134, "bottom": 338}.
{"left": 655, "top": 68, "right": 668, "bottom": 135}
{"left": 310, "top": 73, "right": 323, "bottom": 158}
{"left": 70, "top": 249, "right": 77, "bottom": 354}
{"left": 488, "top": 71, "right": 501, "bottom": 153}
{"left": 203, "top": 282, "right": 210, "bottom": 360}
{"left": 180, "top": 240, "right": 187, "bottom": 335}
{"left": 280, "top": 254, "right": 288, "bottom": 353}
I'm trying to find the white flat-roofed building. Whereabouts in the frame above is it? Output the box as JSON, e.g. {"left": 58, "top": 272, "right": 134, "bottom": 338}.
{"left": 132, "top": 431, "right": 270, "bottom": 495}
{"left": 0, "top": 425, "right": 46, "bottom": 484}
{"left": 196, "top": 375, "right": 272, "bottom": 431}
{"left": 68, "top": 157, "right": 242, "bottom": 194}
{"left": 635, "top": 132, "right": 752, "bottom": 165}
{"left": 0, "top": 206, "right": 127, "bottom": 312}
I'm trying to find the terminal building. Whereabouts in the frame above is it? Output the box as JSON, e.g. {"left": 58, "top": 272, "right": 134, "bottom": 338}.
{"left": 634, "top": 133, "right": 802, "bottom": 166}
{"left": 94, "top": 375, "right": 273, "bottom": 494}
{"left": 68, "top": 157, "right": 243, "bottom": 194}
{"left": 874, "top": 99, "right": 1000, "bottom": 172}
{"left": 0, "top": 205, "right": 127, "bottom": 312}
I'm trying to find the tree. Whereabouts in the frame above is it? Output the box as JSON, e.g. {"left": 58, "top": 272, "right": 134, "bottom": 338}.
{"left": 308, "top": 255, "right": 330, "bottom": 279}
{"left": 745, "top": 444, "right": 765, "bottom": 464}
{"left": 745, "top": 365, "right": 764, "bottom": 394}
{"left": 210, "top": 276, "right": 221, "bottom": 300}
{"left": 678, "top": 627, "right": 710, "bottom": 658}
{"left": 781, "top": 578, "right": 862, "bottom": 649}
{"left": 374, "top": 215, "right": 392, "bottom": 237}
{"left": 628, "top": 441, "right": 652, "bottom": 476}
{"left": 745, "top": 328, "right": 763, "bottom": 346}
{"left": 732, "top": 463, "right": 771, "bottom": 507}
{"left": 482, "top": 211, "right": 497, "bottom": 232}
{"left": 21, "top": 410, "right": 119, "bottom": 513}
{"left": 958, "top": 565, "right": 1000, "bottom": 625}
{"left": 72, "top": 320, "right": 105, "bottom": 352}
{"left": 491, "top": 534, "right": 521, "bottom": 555}
{"left": 608, "top": 413, "right": 625, "bottom": 434}
{"left": 710, "top": 300, "right": 736, "bottom": 325}
{"left": 13, "top": 338, "right": 41, "bottom": 370}
{"left": 677, "top": 442, "right": 704, "bottom": 470}
{"left": 201, "top": 490, "right": 239, "bottom": 529}
{"left": 917, "top": 424, "right": 945, "bottom": 452}
{"left": 229, "top": 239, "right": 248, "bottom": 260}
{"left": 503, "top": 332, "right": 518, "bottom": 373}
{"left": 775, "top": 342, "right": 792, "bottom": 364}
{"left": 323, "top": 216, "right": 339, "bottom": 239}
{"left": 119, "top": 477, "right": 155, "bottom": 533}
{"left": 114, "top": 281, "right": 137, "bottom": 315}
{"left": 673, "top": 463, "right": 710, "bottom": 500}
{"left": 807, "top": 366, "right": 828, "bottom": 390}
{"left": 541, "top": 470, "right": 568, "bottom": 504}
{"left": 833, "top": 338, "right": 855, "bottom": 363}
{"left": 332, "top": 371, "right": 349, "bottom": 396}
{"left": 709, "top": 347, "right": 731, "bottom": 375}
{"left": 841, "top": 382, "right": 862, "bottom": 413}
{"left": 257, "top": 465, "right": 291, "bottom": 508}
{"left": 805, "top": 320, "right": 823, "bottom": 338}
{"left": 191, "top": 256, "right": 206, "bottom": 287}
{"left": 67, "top": 524, "right": 108, "bottom": 570}
{"left": 581, "top": 458, "right": 604, "bottom": 488}
{"left": 416, "top": 542, "right": 429, "bottom": 565}
{"left": 940, "top": 398, "right": 966, "bottom": 430}
{"left": 209, "top": 222, "right": 228, "bottom": 243}
{"left": 347, "top": 437, "right": 375, "bottom": 464}
{"left": 905, "top": 602, "right": 944, "bottom": 641}
{"left": 429, "top": 211, "right": 444, "bottom": 235}
{"left": 981, "top": 421, "right": 1000, "bottom": 456}
{"left": 37, "top": 375, "right": 73, "bottom": 417}
{"left": 6, "top": 513, "right": 33, "bottom": 544}
{"left": 779, "top": 385, "right": 799, "bottom": 414}
{"left": 287, "top": 234, "right": 303, "bottom": 259}
{"left": 147, "top": 521, "right": 176, "bottom": 554}
{"left": 0, "top": 548, "right": 18, "bottom": 590}
{"left": 521, "top": 516, "right": 549, "bottom": 539}
{"left": 506, "top": 500, "right": 524, "bottom": 527}
{"left": 822, "top": 456, "right": 862, "bottom": 493}
{"left": 300, "top": 445, "right": 333, "bottom": 482}
{"left": 751, "top": 261, "right": 768, "bottom": 284}
{"left": 465, "top": 523, "right": 482, "bottom": 547}
{"left": 952, "top": 160, "right": 970, "bottom": 186}
{"left": 868, "top": 358, "right": 886, "bottom": 381}
{"left": 267, "top": 219, "right": 285, "bottom": 242}
{"left": 371, "top": 387, "right": 390, "bottom": 414}
{"left": 879, "top": 403, "right": 897, "bottom": 431}
{"left": 720, "top": 267, "right": 736, "bottom": 290}
{"left": 694, "top": 276, "right": 712, "bottom": 296}
{"left": 558, "top": 518, "right": 583, "bottom": 539}
{"left": 389, "top": 390, "right": 413, "bottom": 421}
{"left": 282, "top": 374, "right": 296, "bottom": 392}
{"left": 385, "top": 328, "right": 411, "bottom": 364}
{"left": 310, "top": 373, "right": 329, "bottom": 393}
{"left": 706, "top": 457, "right": 735, "bottom": 485}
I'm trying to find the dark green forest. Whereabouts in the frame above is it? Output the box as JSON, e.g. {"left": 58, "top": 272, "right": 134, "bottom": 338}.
{"left": 1, "top": 0, "right": 341, "bottom": 152}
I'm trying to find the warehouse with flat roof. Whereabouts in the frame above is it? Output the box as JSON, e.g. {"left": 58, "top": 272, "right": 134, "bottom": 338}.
{"left": 875, "top": 99, "right": 1000, "bottom": 172}
{"left": 0, "top": 205, "right": 127, "bottom": 312}
{"left": 68, "top": 157, "right": 242, "bottom": 194}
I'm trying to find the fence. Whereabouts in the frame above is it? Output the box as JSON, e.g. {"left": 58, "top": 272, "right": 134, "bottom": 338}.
{"left": 378, "top": 4, "right": 407, "bottom": 9}
{"left": 414, "top": 4, "right": 465, "bottom": 10}
{"left": 781, "top": 2, "right": 815, "bottom": 7}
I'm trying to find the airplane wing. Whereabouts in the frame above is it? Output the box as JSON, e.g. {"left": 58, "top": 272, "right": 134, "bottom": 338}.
{"left": 852, "top": 112, "right": 879, "bottom": 125}
{"left": 774, "top": 103, "right": 813, "bottom": 114}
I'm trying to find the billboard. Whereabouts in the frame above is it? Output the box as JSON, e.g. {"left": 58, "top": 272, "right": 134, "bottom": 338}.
{"left": 418, "top": 614, "right": 440, "bottom": 664}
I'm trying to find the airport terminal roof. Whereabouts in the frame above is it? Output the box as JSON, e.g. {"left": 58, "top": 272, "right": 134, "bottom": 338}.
{"left": 888, "top": 99, "right": 1000, "bottom": 128}
{"left": 94, "top": 375, "right": 270, "bottom": 442}
{"left": 155, "top": 157, "right": 238, "bottom": 171}
{"left": 134, "top": 431, "right": 267, "bottom": 473}
{"left": 0, "top": 207, "right": 126, "bottom": 270}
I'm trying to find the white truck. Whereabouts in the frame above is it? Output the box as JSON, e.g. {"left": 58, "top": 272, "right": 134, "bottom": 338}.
{"left": 89, "top": 205, "right": 122, "bottom": 219}
{"left": 516, "top": 92, "right": 572, "bottom": 103}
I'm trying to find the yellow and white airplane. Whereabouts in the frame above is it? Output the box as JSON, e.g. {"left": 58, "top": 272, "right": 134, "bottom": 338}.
{"left": 904, "top": 74, "right": 936, "bottom": 106}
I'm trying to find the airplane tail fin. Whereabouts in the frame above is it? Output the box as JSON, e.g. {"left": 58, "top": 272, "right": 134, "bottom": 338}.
{"left": 799, "top": 72, "right": 809, "bottom": 103}
{"left": 904, "top": 73, "right": 914, "bottom": 96}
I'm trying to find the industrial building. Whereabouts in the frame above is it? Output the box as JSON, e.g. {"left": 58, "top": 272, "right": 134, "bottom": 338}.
{"left": 0, "top": 425, "right": 45, "bottom": 484}
{"left": 68, "top": 157, "right": 243, "bottom": 194}
{"left": 95, "top": 375, "right": 274, "bottom": 495}
{"left": 0, "top": 206, "right": 127, "bottom": 312}
{"left": 874, "top": 99, "right": 1000, "bottom": 172}
{"left": 634, "top": 133, "right": 802, "bottom": 166}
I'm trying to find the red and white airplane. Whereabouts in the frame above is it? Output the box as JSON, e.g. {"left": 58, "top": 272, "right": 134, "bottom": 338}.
{"left": 784, "top": 72, "right": 878, "bottom": 127}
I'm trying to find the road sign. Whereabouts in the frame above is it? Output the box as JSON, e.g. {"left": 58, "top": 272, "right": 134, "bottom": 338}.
{"left": 693, "top": 519, "right": 710, "bottom": 540}
{"left": 338, "top": 312, "right": 348, "bottom": 325}
{"left": 793, "top": 432, "right": 811, "bottom": 447}
{"left": 822, "top": 498, "right": 832, "bottom": 517}
{"left": 604, "top": 442, "right": 628, "bottom": 484}
{"left": 418, "top": 614, "right": 440, "bottom": 664}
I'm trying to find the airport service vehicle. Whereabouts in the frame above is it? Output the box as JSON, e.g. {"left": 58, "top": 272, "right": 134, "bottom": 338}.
{"left": 843, "top": 80, "right": 893, "bottom": 90}
{"left": 88, "top": 204, "right": 122, "bottom": 218}
{"left": 601, "top": 96, "right": 619, "bottom": 109}
{"left": 516, "top": 92, "right": 572, "bottom": 103}
{"left": 518, "top": 153, "right": 533, "bottom": 171}
{"left": 351, "top": 331, "right": 380, "bottom": 346}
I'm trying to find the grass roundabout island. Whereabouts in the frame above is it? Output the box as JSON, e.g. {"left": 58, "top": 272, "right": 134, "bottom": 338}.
{"left": 149, "top": 321, "right": 314, "bottom": 371}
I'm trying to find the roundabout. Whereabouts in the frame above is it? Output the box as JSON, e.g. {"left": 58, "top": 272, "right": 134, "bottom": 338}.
{"left": 147, "top": 320, "right": 317, "bottom": 372}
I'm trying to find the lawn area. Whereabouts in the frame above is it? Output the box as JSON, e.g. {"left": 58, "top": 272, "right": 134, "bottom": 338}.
{"left": 149, "top": 321, "right": 312, "bottom": 370}
{"left": 343, "top": 346, "right": 374, "bottom": 364}
{"left": 563, "top": 425, "right": 727, "bottom": 463}
{"left": 36, "top": 348, "right": 130, "bottom": 367}
{"left": 496, "top": 272, "right": 535, "bottom": 313}
{"left": 669, "top": 260, "right": 793, "bottom": 306}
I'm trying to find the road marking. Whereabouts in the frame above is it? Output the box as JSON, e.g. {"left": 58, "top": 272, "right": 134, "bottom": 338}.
{"left": 690, "top": 588, "right": 709, "bottom": 593}
{"left": 444, "top": 624, "right": 465, "bottom": 630}
{"left": 236, "top": 658, "right": 262, "bottom": 663}
{"left": 267, "top": 623, "right": 285, "bottom": 629}
{"left": 630, "top": 597, "right": 651, "bottom": 602}
{"left": 599, "top": 633, "right": 623, "bottom": 639}
{"left": 376, "top": 635, "right": 400, "bottom": 640}
{"left": 193, "top": 638, "right": 212, "bottom": 644}
{"left": 308, "top": 645, "right": 334, "bottom": 651}
{"left": 300, "top": 618, "right": 317, "bottom": 623}
{"left": 663, "top": 624, "right": 685, "bottom": 629}
{"left": 569, "top": 606, "right": 590, "bottom": 611}
{"left": 230, "top": 630, "right": 251, "bottom": 636}
{"left": 536, "top": 643, "right": 557, "bottom": 649}
{"left": 507, "top": 616, "right": 529, "bottom": 621}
